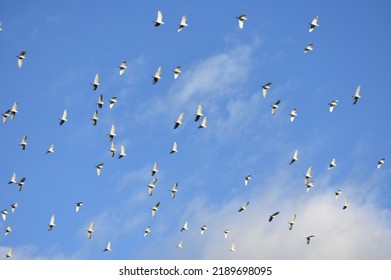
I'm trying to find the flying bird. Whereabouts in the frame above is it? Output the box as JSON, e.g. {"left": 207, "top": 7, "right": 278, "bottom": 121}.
{"left": 289, "top": 214, "right": 296, "bottom": 230}
{"left": 151, "top": 202, "right": 160, "bottom": 218}
{"left": 45, "top": 144, "right": 54, "bottom": 154}
{"left": 269, "top": 211, "right": 280, "bottom": 222}
{"left": 328, "top": 158, "right": 337, "bottom": 170}
{"left": 173, "top": 113, "right": 184, "bottom": 129}
{"left": 153, "top": 10, "right": 164, "bottom": 28}
{"left": 5, "top": 225, "right": 12, "bottom": 236}
{"left": 335, "top": 189, "right": 342, "bottom": 199}
{"left": 173, "top": 66, "right": 181, "bottom": 79}
{"left": 170, "top": 142, "right": 178, "bottom": 154}
{"left": 236, "top": 14, "right": 247, "bottom": 29}
{"left": 289, "top": 149, "right": 299, "bottom": 165}
{"left": 194, "top": 103, "right": 203, "bottom": 121}
{"left": 118, "top": 145, "right": 126, "bottom": 159}
{"left": 48, "top": 215, "right": 56, "bottom": 231}
{"left": 244, "top": 175, "right": 252, "bottom": 186}
{"left": 16, "top": 51, "right": 27, "bottom": 69}
{"left": 76, "top": 202, "right": 84, "bottom": 213}
{"left": 8, "top": 172, "right": 17, "bottom": 184}
{"left": 19, "top": 135, "right": 27, "bottom": 150}
{"left": 181, "top": 221, "right": 188, "bottom": 232}
{"left": 151, "top": 161, "right": 158, "bottom": 176}
{"left": 10, "top": 101, "right": 18, "bottom": 120}
{"left": 343, "top": 197, "right": 349, "bottom": 210}
{"left": 290, "top": 108, "right": 297, "bottom": 122}
{"left": 2, "top": 109, "right": 11, "bottom": 124}
{"left": 262, "top": 82, "right": 272, "bottom": 98}
{"left": 271, "top": 99, "right": 281, "bottom": 116}
{"left": 108, "top": 124, "right": 116, "bottom": 141}
{"left": 109, "top": 142, "right": 116, "bottom": 157}
{"left": 178, "top": 15, "right": 188, "bottom": 32}
{"left": 148, "top": 178, "right": 158, "bottom": 196}
{"left": 91, "top": 73, "right": 100, "bottom": 90}
{"left": 118, "top": 60, "right": 127, "bottom": 75}
{"left": 109, "top": 96, "right": 117, "bottom": 109}
{"left": 152, "top": 66, "right": 162, "bottom": 84}
{"left": 229, "top": 243, "right": 236, "bottom": 252}
{"left": 352, "top": 85, "right": 361, "bottom": 104}
{"left": 103, "top": 241, "right": 111, "bottom": 252}
{"left": 198, "top": 116, "right": 207, "bottom": 128}
{"left": 87, "top": 221, "right": 95, "bottom": 239}
{"left": 11, "top": 203, "right": 18, "bottom": 213}
{"left": 309, "top": 16, "right": 319, "bottom": 32}
{"left": 1, "top": 209, "right": 8, "bottom": 221}
{"left": 224, "top": 229, "right": 230, "bottom": 239}
{"left": 200, "top": 225, "right": 208, "bottom": 235}
{"left": 0, "top": 22, "right": 2, "bottom": 31}
{"left": 328, "top": 100, "right": 339, "bottom": 113}
{"left": 306, "top": 235, "right": 315, "bottom": 244}
{"left": 144, "top": 226, "right": 151, "bottom": 237}
{"left": 377, "top": 158, "right": 385, "bottom": 169}
{"left": 6, "top": 248, "right": 12, "bottom": 258}
{"left": 92, "top": 110, "right": 99, "bottom": 126}
{"left": 97, "top": 94, "right": 104, "bottom": 108}
{"left": 59, "top": 109, "right": 67, "bottom": 125}
{"left": 304, "top": 166, "right": 313, "bottom": 185}
{"left": 95, "top": 163, "right": 104, "bottom": 176}
{"left": 304, "top": 43, "right": 313, "bottom": 54}
{"left": 177, "top": 241, "right": 183, "bottom": 249}
{"left": 17, "top": 177, "right": 26, "bottom": 191}
{"left": 306, "top": 181, "right": 314, "bottom": 192}
{"left": 238, "top": 201, "right": 249, "bottom": 212}
{"left": 171, "top": 182, "right": 178, "bottom": 199}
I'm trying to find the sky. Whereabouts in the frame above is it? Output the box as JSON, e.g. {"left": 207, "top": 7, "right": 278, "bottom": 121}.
{"left": 0, "top": 0, "right": 391, "bottom": 260}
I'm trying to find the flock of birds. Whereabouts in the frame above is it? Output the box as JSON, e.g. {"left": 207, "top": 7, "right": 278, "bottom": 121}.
{"left": 0, "top": 9, "right": 387, "bottom": 259}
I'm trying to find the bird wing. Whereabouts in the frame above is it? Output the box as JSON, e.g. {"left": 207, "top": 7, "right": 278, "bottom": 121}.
{"left": 157, "top": 10, "right": 163, "bottom": 22}
{"left": 155, "top": 66, "right": 162, "bottom": 78}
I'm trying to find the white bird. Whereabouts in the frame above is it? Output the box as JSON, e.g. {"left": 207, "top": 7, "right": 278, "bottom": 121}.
{"left": 173, "top": 113, "right": 184, "bottom": 129}
{"left": 229, "top": 242, "right": 236, "bottom": 252}
{"left": 108, "top": 124, "right": 116, "bottom": 141}
{"left": 11, "top": 203, "right": 18, "bottom": 213}
{"left": 103, "top": 241, "right": 111, "bottom": 252}
{"left": 152, "top": 66, "right": 162, "bottom": 84}
{"left": 46, "top": 144, "right": 54, "bottom": 154}
{"left": 269, "top": 211, "right": 280, "bottom": 222}
{"left": 118, "top": 145, "right": 126, "bottom": 159}
{"left": 173, "top": 66, "right": 181, "bottom": 79}
{"left": 148, "top": 178, "right": 158, "bottom": 196}
{"left": 353, "top": 85, "right": 361, "bottom": 105}
{"left": 304, "top": 43, "right": 313, "bottom": 54}
{"left": 153, "top": 10, "right": 164, "bottom": 28}
{"left": 335, "top": 189, "right": 342, "bottom": 199}
{"left": 109, "top": 142, "right": 116, "bottom": 157}
{"left": 151, "top": 202, "right": 160, "bottom": 218}
{"left": 171, "top": 182, "right": 178, "bottom": 199}
{"left": 289, "top": 149, "right": 299, "bottom": 165}
{"left": 118, "top": 60, "right": 127, "bottom": 75}
{"left": 194, "top": 103, "right": 203, "bottom": 121}
{"left": 75, "top": 202, "right": 83, "bottom": 213}
{"left": 177, "top": 241, "right": 183, "bottom": 249}
{"left": 95, "top": 163, "right": 104, "bottom": 176}
{"left": 306, "top": 181, "right": 314, "bottom": 192}
{"left": 2, "top": 109, "right": 10, "bottom": 124}
{"left": 48, "top": 214, "right": 56, "bottom": 231}
{"left": 170, "top": 141, "right": 178, "bottom": 154}
{"left": 377, "top": 158, "right": 385, "bottom": 169}
{"left": 19, "top": 135, "right": 27, "bottom": 150}
{"left": 224, "top": 229, "right": 230, "bottom": 239}
{"left": 262, "top": 82, "right": 272, "bottom": 98}
{"left": 236, "top": 14, "right": 247, "bottom": 29}
{"left": 5, "top": 225, "right": 12, "bottom": 236}
{"left": 343, "top": 197, "right": 349, "bottom": 210}
{"left": 178, "top": 15, "right": 188, "bottom": 32}
{"left": 144, "top": 226, "right": 151, "bottom": 237}
{"left": 304, "top": 166, "right": 313, "bottom": 185}
{"left": 59, "top": 109, "right": 67, "bottom": 125}
{"left": 328, "top": 100, "right": 339, "bottom": 113}
{"left": 87, "top": 221, "right": 95, "bottom": 239}
{"left": 97, "top": 94, "right": 104, "bottom": 109}
{"left": 16, "top": 51, "right": 27, "bottom": 69}
{"left": 271, "top": 100, "right": 281, "bottom": 115}
{"left": 306, "top": 235, "right": 315, "bottom": 244}
{"left": 328, "top": 158, "right": 337, "bottom": 170}
{"left": 181, "top": 221, "right": 188, "bottom": 232}
{"left": 151, "top": 161, "right": 158, "bottom": 176}
{"left": 8, "top": 172, "right": 17, "bottom": 184}
{"left": 91, "top": 73, "right": 100, "bottom": 90}
{"left": 17, "top": 177, "right": 26, "bottom": 191}
{"left": 109, "top": 96, "right": 117, "bottom": 109}
{"left": 309, "top": 16, "right": 319, "bottom": 32}
{"left": 198, "top": 116, "right": 207, "bottom": 128}
{"left": 92, "top": 110, "right": 99, "bottom": 126}
{"left": 244, "top": 175, "right": 252, "bottom": 186}
{"left": 10, "top": 101, "right": 18, "bottom": 120}
{"left": 6, "top": 248, "right": 12, "bottom": 258}
{"left": 238, "top": 201, "right": 249, "bottom": 212}
{"left": 289, "top": 214, "right": 296, "bottom": 230}
{"left": 1, "top": 209, "right": 8, "bottom": 221}
{"left": 200, "top": 225, "right": 208, "bottom": 235}
{"left": 290, "top": 108, "right": 297, "bottom": 122}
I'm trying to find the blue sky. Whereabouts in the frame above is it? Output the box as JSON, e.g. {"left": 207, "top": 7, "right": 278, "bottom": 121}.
{"left": 0, "top": 0, "right": 391, "bottom": 260}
